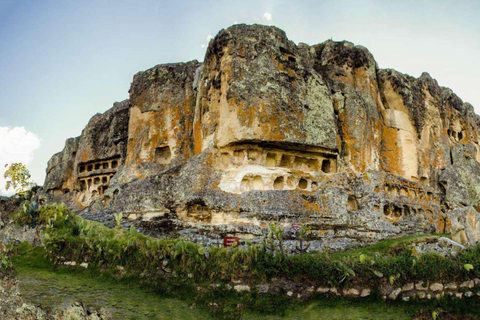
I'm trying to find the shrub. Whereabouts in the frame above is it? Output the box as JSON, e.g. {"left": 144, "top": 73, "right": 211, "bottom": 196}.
{"left": 12, "top": 200, "right": 39, "bottom": 225}
{"left": 0, "top": 251, "right": 13, "bottom": 273}
{"left": 34, "top": 204, "right": 480, "bottom": 288}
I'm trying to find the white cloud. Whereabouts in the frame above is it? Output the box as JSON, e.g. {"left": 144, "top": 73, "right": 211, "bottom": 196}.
{"left": 263, "top": 12, "right": 272, "bottom": 21}
{"left": 0, "top": 127, "right": 41, "bottom": 195}
{"left": 201, "top": 35, "right": 215, "bottom": 49}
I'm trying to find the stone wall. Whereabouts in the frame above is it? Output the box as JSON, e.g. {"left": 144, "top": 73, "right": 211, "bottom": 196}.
{"left": 229, "top": 278, "right": 480, "bottom": 302}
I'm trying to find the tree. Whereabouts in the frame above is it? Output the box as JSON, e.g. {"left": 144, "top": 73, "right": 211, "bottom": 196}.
{"left": 4, "top": 163, "right": 32, "bottom": 194}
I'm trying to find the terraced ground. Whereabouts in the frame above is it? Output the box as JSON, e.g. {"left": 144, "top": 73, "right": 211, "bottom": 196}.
{"left": 14, "top": 246, "right": 416, "bottom": 320}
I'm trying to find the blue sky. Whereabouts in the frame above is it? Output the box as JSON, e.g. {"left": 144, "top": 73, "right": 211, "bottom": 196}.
{"left": 1, "top": 0, "right": 479, "bottom": 193}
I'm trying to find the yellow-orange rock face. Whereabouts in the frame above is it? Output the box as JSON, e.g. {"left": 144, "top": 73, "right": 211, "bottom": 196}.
{"left": 123, "top": 61, "right": 200, "bottom": 181}
{"left": 41, "top": 24, "right": 480, "bottom": 251}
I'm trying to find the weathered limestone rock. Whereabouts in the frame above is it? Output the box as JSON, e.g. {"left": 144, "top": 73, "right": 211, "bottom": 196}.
{"left": 39, "top": 24, "right": 480, "bottom": 251}
{"left": 360, "top": 288, "right": 371, "bottom": 297}
{"left": 460, "top": 280, "right": 475, "bottom": 289}
{"left": 448, "top": 207, "right": 480, "bottom": 245}
{"left": 41, "top": 100, "right": 129, "bottom": 209}
{"left": 195, "top": 26, "right": 338, "bottom": 152}
{"left": 316, "top": 287, "right": 330, "bottom": 294}
{"left": 312, "top": 40, "right": 382, "bottom": 172}
{"left": 440, "top": 144, "right": 480, "bottom": 208}
{"left": 430, "top": 283, "right": 443, "bottom": 292}
{"left": 0, "top": 196, "right": 19, "bottom": 218}
{"left": 445, "top": 283, "right": 458, "bottom": 291}
{"left": 43, "top": 137, "right": 79, "bottom": 195}
{"left": 402, "top": 283, "right": 414, "bottom": 292}
{"left": 412, "top": 236, "right": 466, "bottom": 256}
{"left": 345, "top": 288, "right": 360, "bottom": 296}
{"left": 438, "top": 237, "right": 466, "bottom": 250}
{"left": 415, "top": 281, "right": 429, "bottom": 291}
{"left": 388, "top": 288, "right": 402, "bottom": 300}
{"left": 233, "top": 284, "right": 250, "bottom": 292}
{"left": 124, "top": 61, "right": 200, "bottom": 181}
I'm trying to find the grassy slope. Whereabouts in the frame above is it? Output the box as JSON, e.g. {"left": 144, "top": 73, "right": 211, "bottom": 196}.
{"left": 10, "top": 202, "right": 474, "bottom": 319}
{"left": 332, "top": 234, "right": 443, "bottom": 258}
{"left": 244, "top": 300, "right": 414, "bottom": 320}
{"left": 13, "top": 244, "right": 418, "bottom": 320}
{"left": 13, "top": 245, "right": 211, "bottom": 320}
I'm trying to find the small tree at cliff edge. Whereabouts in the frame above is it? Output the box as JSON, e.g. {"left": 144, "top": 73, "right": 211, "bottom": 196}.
{"left": 4, "top": 163, "right": 33, "bottom": 195}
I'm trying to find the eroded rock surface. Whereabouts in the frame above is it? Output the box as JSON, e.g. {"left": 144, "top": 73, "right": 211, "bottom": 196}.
{"left": 43, "top": 100, "right": 129, "bottom": 208}
{"left": 38, "top": 24, "right": 480, "bottom": 251}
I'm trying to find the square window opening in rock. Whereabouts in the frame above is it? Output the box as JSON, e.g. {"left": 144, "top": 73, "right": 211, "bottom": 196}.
{"left": 280, "top": 155, "right": 293, "bottom": 168}
{"left": 155, "top": 146, "right": 172, "bottom": 165}
{"left": 266, "top": 153, "right": 277, "bottom": 167}
{"left": 321, "top": 159, "right": 331, "bottom": 173}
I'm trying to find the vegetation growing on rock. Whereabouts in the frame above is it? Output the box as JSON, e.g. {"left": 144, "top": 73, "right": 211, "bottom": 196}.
{"left": 2, "top": 204, "right": 480, "bottom": 319}
{"left": 31, "top": 205, "right": 480, "bottom": 290}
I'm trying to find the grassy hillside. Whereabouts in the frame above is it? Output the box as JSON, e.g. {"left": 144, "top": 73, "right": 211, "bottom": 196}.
{"left": 6, "top": 203, "right": 480, "bottom": 319}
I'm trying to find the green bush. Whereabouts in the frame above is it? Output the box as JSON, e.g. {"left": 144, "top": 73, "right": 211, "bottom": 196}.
{"left": 0, "top": 251, "right": 13, "bottom": 273}
{"left": 34, "top": 204, "right": 480, "bottom": 288}
{"left": 12, "top": 200, "right": 39, "bottom": 225}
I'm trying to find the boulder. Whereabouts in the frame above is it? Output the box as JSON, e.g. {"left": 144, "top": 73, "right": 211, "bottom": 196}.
{"left": 448, "top": 207, "right": 480, "bottom": 245}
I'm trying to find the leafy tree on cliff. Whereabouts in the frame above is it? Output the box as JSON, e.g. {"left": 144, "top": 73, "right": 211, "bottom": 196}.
{"left": 4, "top": 163, "right": 33, "bottom": 194}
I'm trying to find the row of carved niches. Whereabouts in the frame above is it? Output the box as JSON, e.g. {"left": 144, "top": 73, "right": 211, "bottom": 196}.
{"left": 216, "top": 143, "right": 338, "bottom": 174}
{"left": 75, "top": 157, "right": 121, "bottom": 205}
{"left": 242, "top": 173, "right": 319, "bottom": 192}
{"left": 382, "top": 201, "right": 436, "bottom": 222}
{"left": 372, "top": 178, "right": 439, "bottom": 222}
{"left": 446, "top": 117, "right": 465, "bottom": 143}
{"left": 447, "top": 128, "right": 464, "bottom": 142}
{"left": 77, "top": 157, "right": 120, "bottom": 176}
{"left": 375, "top": 183, "right": 438, "bottom": 202}
{"left": 77, "top": 173, "right": 115, "bottom": 203}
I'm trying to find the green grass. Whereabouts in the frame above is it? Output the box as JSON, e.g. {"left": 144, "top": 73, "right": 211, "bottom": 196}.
{"left": 13, "top": 244, "right": 212, "bottom": 320}
{"left": 244, "top": 300, "right": 415, "bottom": 320}
{"left": 9, "top": 204, "right": 480, "bottom": 319}
{"left": 11, "top": 244, "right": 421, "bottom": 320}
{"left": 36, "top": 204, "right": 477, "bottom": 287}
{"left": 332, "top": 234, "right": 445, "bottom": 258}
{"left": 12, "top": 243, "right": 480, "bottom": 320}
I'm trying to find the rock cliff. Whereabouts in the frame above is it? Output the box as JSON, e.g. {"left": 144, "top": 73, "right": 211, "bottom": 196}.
{"left": 39, "top": 24, "right": 480, "bottom": 251}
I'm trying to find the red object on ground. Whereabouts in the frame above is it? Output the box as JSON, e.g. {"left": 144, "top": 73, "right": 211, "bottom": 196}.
{"left": 223, "top": 236, "right": 240, "bottom": 248}
{"left": 292, "top": 223, "right": 302, "bottom": 231}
